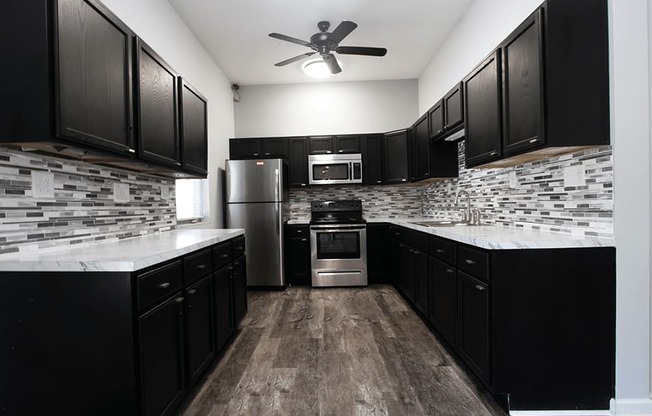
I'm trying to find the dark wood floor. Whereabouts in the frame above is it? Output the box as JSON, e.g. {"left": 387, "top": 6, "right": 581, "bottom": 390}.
{"left": 182, "top": 285, "right": 506, "bottom": 416}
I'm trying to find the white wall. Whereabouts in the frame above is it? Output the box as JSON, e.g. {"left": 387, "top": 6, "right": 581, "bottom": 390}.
{"left": 101, "top": 0, "right": 235, "bottom": 228}
{"left": 234, "top": 80, "right": 418, "bottom": 137}
{"left": 418, "top": 0, "right": 652, "bottom": 412}
{"left": 417, "top": 0, "right": 541, "bottom": 114}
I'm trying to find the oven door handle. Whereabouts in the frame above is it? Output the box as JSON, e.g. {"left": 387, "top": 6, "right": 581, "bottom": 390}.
{"left": 310, "top": 225, "right": 366, "bottom": 231}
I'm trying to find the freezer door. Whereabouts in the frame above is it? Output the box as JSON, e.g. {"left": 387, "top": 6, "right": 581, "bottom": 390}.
{"left": 226, "top": 202, "right": 285, "bottom": 287}
{"left": 226, "top": 159, "right": 284, "bottom": 203}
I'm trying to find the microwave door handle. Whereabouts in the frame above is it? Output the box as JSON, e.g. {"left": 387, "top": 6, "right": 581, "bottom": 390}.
{"left": 349, "top": 162, "right": 352, "bottom": 180}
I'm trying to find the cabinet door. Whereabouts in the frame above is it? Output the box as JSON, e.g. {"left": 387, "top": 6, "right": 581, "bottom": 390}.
{"left": 179, "top": 79, "right": 207, "bottom": 176}
{"left": 414, "top": 249, "right": 429, "bottom": 316}
{"left": 501, "top": 11, "right": 544, "bottom": 156}
{"left": 55, "top": 0, "right": 134, "bottom": 154}
{"left": 232, "top": 255, "right": 248, "bottom": 325}
{"left": 366, "top": 223, "right": 390, "bottom": 283}
{"left": 428, "top": 101, "right": 445, "bottom": 141}
{"left": 139, "top": 295, "right": 185, "bottom": 416}
{"left": 309, "top": 136, "right": 334, "bottom": 154}
{"left": 399, "top": 243, "right": 415, "bottom": 303}
{"left": 463, "top": 50, "right": 502, "bottom": 168}
{"left": 444, "top": 83, "right": 464, "bottom": 131}
{"left": 260, "top": 138, "right": 288, "bottom": 158}
{"left": 288, "top": 137, "right": 308, "bottom": 188}
{"left": 412, "top": 115, "right": 430, "bottom": 181}
{"left": 384, "top": 130, "right": 409, "bottom": 184}
{"left": 334, "top": 135, "right": 361, "bottom": 153}
{"left": 229, "top": 139, "right": 260, "bottom": 159}
{"left": 136, "top": 38, "right": 180, "bottom": 168}
{"left": 185, "top": 275, "right": 215, "bottom": 386}
{"left": 457, "top": 271, "right": 490, "bottom": 384}
{"left": 362, "top": 134, "right": 384, "bottom": 185}
{"left": 429, "top": 257, "right": 456, "bottom": 346}
{"left": 286, "top": 234, "right": 311, "bottom": 286}
{"left": 214, "top": 266, "right": 235, "bottom": 352}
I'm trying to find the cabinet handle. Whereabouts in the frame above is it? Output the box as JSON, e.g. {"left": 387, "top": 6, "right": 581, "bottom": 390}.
{"left": 228, "top": 266, "right": 234, "bottom": 271}
{"left": 234, "top": 261, "right": 240, "bottom": 266}
{"left": 128, "top": 148, "right": 136, "bottom": 153}
{"left": 220, "top": 254, "right": 229, "bottom": 259}
{"left": 338, "top": 150, "right": 344, "bottom": 153}
{"left": 175, "top": 297, "right": 184, "bottom": 304}
{"left": 489, "top": 151, "right": 497, "bottom": 156}
{"left": 188, "top": 289, "right": 197, "bottom": 295}
{"left": 158, "top": 282, "right": 170, "bottom": 289}
{"left": 196, "top": 264, "right": 207, "bottom": 269}
{"left": 465, "top": 259, "right": 476, "bottom": 265}
{"left": 438, "top": 129, "right": 443, "bottom": 134}
{"left": 301, "top": 238, "right": 307, "bottom": 242}
{"left": 297, "top": 230, "right": 302, "bottom": 233}
{"left": 253, "top": 153, "right": 259, "bottom": 156}
{"left": 301, "top": 183, "right": 306, "bottom": 187}
{"left": 446, "top": 268, "right": 454, "bottom": 274}
{"left": 376, "top": 180, "right": 382, "bottom": 184}
{"left": 475, "top": 285, "right": 485, "bottom": 291}
{"left": 265, "top": 152, "right": 270, "bottom": 155}
{"left": 529, "top": 138, "right": 539, "bottom": 144}
{"left": 326, "top": 151, "right": 332, "bottom": 154}
{"left": 237, "top": 246, "right": 244, "bottom": 251}
{"left": 401, "top": 179, "right": 407, "bottom": 182}
{"left": 436, "top": 249, "right": 444, "bottom": 253}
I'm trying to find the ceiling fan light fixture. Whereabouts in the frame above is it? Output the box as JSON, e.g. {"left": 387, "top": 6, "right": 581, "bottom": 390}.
{"left": 303, "top": 59, "right": 334, "bottom": 79}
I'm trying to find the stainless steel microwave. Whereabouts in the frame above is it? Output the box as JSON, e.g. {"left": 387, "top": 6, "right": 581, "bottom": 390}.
{"left": 308, "top": 154, "right": 362, "bottom": 185}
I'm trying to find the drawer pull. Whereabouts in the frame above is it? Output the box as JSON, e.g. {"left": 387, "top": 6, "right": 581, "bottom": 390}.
{"left": 301, "top": 238, "right": 307, "bottom": 242}
{"left": 297, "top": 230, "right": 302, "bottom": 233}
{"left": 265, "top": 152, "right": 270, "bottom": 155}
{"left": 465, "top": 259, "right": 476, "bottom": 265}
{"left": 446, "top": 269, "right": 454, "bottom": 274}
{"left": 188, "top": 289, "right": 197, "bottom": 295}
{"left": 220, "top": 254, "right": 229, "bottom": 259}
{"left": 175, "top": 297, "right": 184, "bottom": 304}
{"left": 236, "top": 246, "right": 244, "bottom": 250}
{"left": 475, "top": 285, "right": 485, "bottom": 291}
{"left": 158, "top": 282, "right": 170, "bottom": 289}
{"left": 436, "top": 249, "right": 444, "bottom": 253}
{"left": 196, "top": 264, "right": 207, "bottom": 269}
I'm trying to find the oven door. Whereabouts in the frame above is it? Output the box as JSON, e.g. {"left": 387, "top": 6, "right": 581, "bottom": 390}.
{"left": 310, "top": 224, "right": 367, "bottom": 287}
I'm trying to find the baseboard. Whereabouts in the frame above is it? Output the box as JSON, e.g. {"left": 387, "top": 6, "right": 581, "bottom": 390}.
{"left": 610, "top": 398, "right": 652, "bottom": 415}
{"left": 510, "top": 411, "right": 610, "bottom": 416}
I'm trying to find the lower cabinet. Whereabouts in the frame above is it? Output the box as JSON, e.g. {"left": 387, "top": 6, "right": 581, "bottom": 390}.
{"left": 428, "top": 257, "right": 456, "bottom": 346}
{"left": 214, "top": 265, "right": 235, "bottom": 352}
{"left": 413, "top": 248, "right": 429, "bottom": 316}
{"left": 284, "top": 224, "right": 311, "bottom": 285}
{"left": 139, "top": 295, "right": 186, "bottom": 416}
{"left": 232, "top": 255, "right": 248, "bottom": 324}
{"left": 457, "top": 271, "right": 489, "bottom": 384}
{"left": 366, "top": 223, "right": 391, "bottom": 284}
{"left": 185, "top": 275, "right": 216, "bottom": 386}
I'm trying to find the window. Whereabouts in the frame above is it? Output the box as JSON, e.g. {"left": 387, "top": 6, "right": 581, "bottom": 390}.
{"left": 175, "top": 178, "right": 208, "bottom": 222}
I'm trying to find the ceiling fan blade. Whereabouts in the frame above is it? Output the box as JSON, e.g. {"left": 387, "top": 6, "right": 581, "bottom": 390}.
{"left": 329, "top": 21, "right": 357, "bottom": 44}
{"left": 336, "top": 46, "right": 387, "bottom": 57}
{"left": 322, "top": 54, "right": 341, "bottom": 74}
{"left": 275, "top": 52, "right": 316, "bottom": 66}
{"left": 269, "top": 33, "right": 311, "bottom": 47}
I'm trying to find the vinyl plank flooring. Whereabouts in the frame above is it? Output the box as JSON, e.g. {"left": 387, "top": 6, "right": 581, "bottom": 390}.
{"left": 182, "top": 285, "right": 506, "bottom": 416}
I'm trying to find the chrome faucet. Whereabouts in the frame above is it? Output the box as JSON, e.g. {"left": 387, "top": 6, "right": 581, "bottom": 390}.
{"left": 454, "top": 190, "right": 471, "bottom": 223}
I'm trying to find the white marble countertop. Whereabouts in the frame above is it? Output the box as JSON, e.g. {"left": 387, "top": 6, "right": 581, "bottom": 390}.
{"left": 0, "top": 229, "right": 244, "bottom": 272}
{"left": 286, "top": 217, "right": 614, "bottom": 249}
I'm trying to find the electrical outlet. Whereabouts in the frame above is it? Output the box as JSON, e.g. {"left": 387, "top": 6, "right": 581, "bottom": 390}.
{"left": 160, "top": 185, "right": 170, "bottom": 200}
{"left": 564, "top": 165, "right": 586, "bottom": 187}
{"left": 508, "top": 171, "right": 518, "bottom": 189}
{"left": 31, "top": 171, "right": 54, "bottom": 198}
{"left": 113, "top": 183, "right": 130, "bottom": 203}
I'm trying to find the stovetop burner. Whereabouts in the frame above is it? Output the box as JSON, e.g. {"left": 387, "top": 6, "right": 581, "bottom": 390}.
{"left": 310, "top": 200, "right": 365, "bottom": 225}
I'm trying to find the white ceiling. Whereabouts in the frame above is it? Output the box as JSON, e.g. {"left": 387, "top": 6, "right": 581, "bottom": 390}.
{"left": 167, "top": 0, "right": 474, "bottom": 86}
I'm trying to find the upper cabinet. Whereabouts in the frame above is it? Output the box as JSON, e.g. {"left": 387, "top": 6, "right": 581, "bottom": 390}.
{"left": 430, "top": 83, "right": 464, "bottom": 142}
{"left": 1, "top": 0, "right": 208, "bottom": 178}
{"left": 288, "top": 137, "right": 309, "bottom": 188}
{"left": 308, "top": 136, "right": 334, "bottom": 155}
{"left": 362, "top": 134, "right": 384, "bottom": 186}
{"left": 229, "top": 137, "right": 288, "bottom": 159}
{"left": 464, "top": 0, "right": 609, "bottom": 168}
{"left": 308, "top": 135, "right": 360, "bottom": 155}
{"left": 179, "top": 79, "right": 208, "bottom": 177}
{"left": 412, "top": 114, "right": 430, "bottom": 182}
{"left": 136, "top": 38, "right": 180, "bottom": 168}
{"left": 384, "top": 130, "right": 409, "bottom": 184}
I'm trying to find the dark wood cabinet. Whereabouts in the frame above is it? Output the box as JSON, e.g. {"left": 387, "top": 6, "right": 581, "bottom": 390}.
{"left": 362, "top": 134, "right": 384, "bottom": 185}
{"left": 501, "top": 11, "right": 544, "bottom": 156}
{"left": 214, "top": 265, "right": 235, "bottom": 352}
{"left": 232, "top": 255, "right": 248, "bottom": 325}
{"left": 136, "top": 38, "right": 180, "bottom": 168}
{"left": 55, "top": 0, "right": 135, "bottom": 154}
{"left": 443, "top": 83, "right": 464, "bottom": 132}
{"left": 261, "top": 138, "right": 288, "bottom": 158}
{"left": 412, "top": 114, "right": 430, "bottom": 182}
{"left": 285, "top": 225, "right": 311, "bottom": 286}
{"left": 334, "top": 135, "right": 361, "bottom": 153}
{"left": 308, "top": 136, "right": 334, "bottom": 154}
{"left": 463, "top": 50, "right": 502, "bottom": 167}
{"left": 139, "top": 295, "right": 186, "bottom": 416}
{"left": 179, "top": 79, "right": 207, "bottom": 176}
{"left": 428, "top": 101, "right": 445, "bottom": 141}
{"left": 184, "top": 274, "right": 215, "bottom": 386}
{"left": 398, "top": 242, "right": 415, "bottom": 301}
{"left": 288, "top": 137, "right": 309, "bottom": 188}
{"left": 230, "top": 139, "right": 261, "bottom": 159}
{"left": 428, "top": 257, "right": 457, "bottom": 346}
{"left": 457, "top": 271, "right": 490, "bottom": 384}
{"left": 366, "top": 223, "right": 390, "bottom": 283}
{"left": 413, "top": 248, "right": 429, "bottom": 316}
{"left": 384, "top": 130, "right": 409, "bottom": 184}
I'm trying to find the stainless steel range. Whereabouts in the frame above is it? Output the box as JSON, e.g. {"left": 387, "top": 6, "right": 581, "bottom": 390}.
{"left": 310, "top": 200, "right": 367, "bottom": 287}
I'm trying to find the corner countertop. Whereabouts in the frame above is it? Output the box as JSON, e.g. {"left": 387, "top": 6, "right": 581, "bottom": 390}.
{"left": 286, "top": 217, "right": 614, "bottom": 250}
{"left": 0, "top": 229, "right": 244, "bottom": 273}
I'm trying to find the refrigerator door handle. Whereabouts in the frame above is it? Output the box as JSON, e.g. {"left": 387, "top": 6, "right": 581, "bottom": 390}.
{"left": 275, "top": 168, "right": 280, "bottom": 202}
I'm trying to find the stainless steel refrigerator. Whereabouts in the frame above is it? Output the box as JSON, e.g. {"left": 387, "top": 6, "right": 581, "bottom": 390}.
{"left": 225, "top": 159, "right": 287, "bottom": 288}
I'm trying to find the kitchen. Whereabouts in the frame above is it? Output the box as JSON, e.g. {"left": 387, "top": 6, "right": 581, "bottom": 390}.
{"left": 0, "top": 0, "right": 649, "bottom": 415}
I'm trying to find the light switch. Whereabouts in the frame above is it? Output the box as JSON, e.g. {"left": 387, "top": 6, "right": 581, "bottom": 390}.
{"left": 564, "top": 165, "right": 586, "bottom": 187}
{"left": 31, "top": 171, "right": 55, "bottom": 199}
{"left": 113, "top": 182, "right": 130, "bottom": 203}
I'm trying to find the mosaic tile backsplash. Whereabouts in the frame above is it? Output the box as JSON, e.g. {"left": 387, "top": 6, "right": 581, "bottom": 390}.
{"left": 290, "top": 142, "right": 613, "bottom": 238}
{"left": 0, "top": 147, "right": 176, "bottom": 255}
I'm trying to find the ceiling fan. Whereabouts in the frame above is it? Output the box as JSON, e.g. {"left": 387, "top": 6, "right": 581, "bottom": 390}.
{"left": 269, "top": 21, "right": 387, "bottom": 75}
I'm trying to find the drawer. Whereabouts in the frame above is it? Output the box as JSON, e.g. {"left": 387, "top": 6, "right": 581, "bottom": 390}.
{"left": 185, "top": 248, "right": 212, "bottom": 284}
{"left": 212, "top": 242, "right": 232, "bottom": 270}
{"left": 233, "top": 236, "right": 246, "bottom": 259}
{"left": 404, "top": 228, "right": 428, "bottom": 252}
{"left": 457, "top": 245, "right": 490, "bottom": 282}
{"left": 429, "top": 235, "right": 457, "bottom": 265}
{"left": 287, "top": 225, "right": 309, "bottom": 238}
{"left": 137, "top": 260, "right": 183, "bottom": 311}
